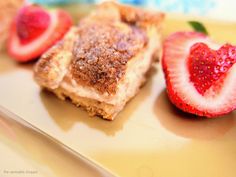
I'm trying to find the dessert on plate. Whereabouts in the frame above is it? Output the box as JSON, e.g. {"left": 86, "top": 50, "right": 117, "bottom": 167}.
{"left": 34, "top": 2, "right": 164, "bottom": 120}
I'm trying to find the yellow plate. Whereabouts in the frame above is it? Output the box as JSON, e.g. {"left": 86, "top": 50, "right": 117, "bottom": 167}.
{"left": 0, "top": 106, "right": 115, "bottom": 177}
{"left": 0, "top": 6, "right": 236, "bottom": 177}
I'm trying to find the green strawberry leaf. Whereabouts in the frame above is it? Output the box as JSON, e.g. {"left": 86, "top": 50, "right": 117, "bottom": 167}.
{"left": 188, "top": 21, "right": 209, "bottom": 35}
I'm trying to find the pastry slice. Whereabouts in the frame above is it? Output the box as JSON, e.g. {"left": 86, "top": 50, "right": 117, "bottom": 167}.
{"left": 34, "top": 2, "right": 164, "bottom": 120}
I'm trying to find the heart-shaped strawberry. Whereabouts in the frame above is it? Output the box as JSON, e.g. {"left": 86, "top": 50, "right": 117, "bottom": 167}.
{"left": 188, "top": 43, "right": 236, "bottom": 95}
{"left": 162, "top": 32, "right": 236, "bottom": 118}
{"left": 8, "top": 5, "right": 72, "bottom": 62}
{"left": 16, "top": 5, "right": 51, "bottom": 44}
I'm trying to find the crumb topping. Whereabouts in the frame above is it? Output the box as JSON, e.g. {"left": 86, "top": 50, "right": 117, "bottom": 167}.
{"left": 71, "top": 21, "right": 147, "bottom": 94}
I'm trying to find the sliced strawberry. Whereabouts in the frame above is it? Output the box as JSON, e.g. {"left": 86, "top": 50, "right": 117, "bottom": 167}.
{"left": 188, "top": 43, "right": 236, "bottom": 95}
{"left": 162, "top": 32, "right": 236, "bottom": 118}
{"left": 16, "top": 5, "right": 50, "bottom": 44}
{"left": 8, "top": 5, "right": 72, "bottom": 62}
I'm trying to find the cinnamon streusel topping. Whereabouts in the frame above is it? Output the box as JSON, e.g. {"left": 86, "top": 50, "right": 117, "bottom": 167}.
{"left": 71, "top": 21, "right": 148, "bottom": 95}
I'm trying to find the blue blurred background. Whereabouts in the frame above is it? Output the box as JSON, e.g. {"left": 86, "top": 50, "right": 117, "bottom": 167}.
{"left": 27, "top": 0, "right": 236, "bottom": 22}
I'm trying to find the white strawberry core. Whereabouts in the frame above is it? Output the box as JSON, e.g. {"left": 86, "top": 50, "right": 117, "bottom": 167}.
{"left": 164, "top": 32, "right": 236, "bottom": 114}
{"left": 10, "top": 11, "right": 58, "bottom": 56}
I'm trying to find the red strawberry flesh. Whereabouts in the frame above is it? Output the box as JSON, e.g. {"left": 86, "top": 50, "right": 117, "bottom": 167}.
{"left": 188, "top": 43, "right": 236, "bottom": 95}
{"left": 162, "top": 32, "right": 236, "bottom": 118}
{"left": 8, "top": 5, "right": 72, "bottom": 62}
{"left": 16, "top": 6, "right": 50, "bottom": 44}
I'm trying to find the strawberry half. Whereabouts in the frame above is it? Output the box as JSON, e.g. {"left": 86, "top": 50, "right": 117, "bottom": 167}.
{"left": 8, "top": 5, "right": 72, "bottom": 62}
{"left": 162, "top": 32, "right": 236, "bottom": 118}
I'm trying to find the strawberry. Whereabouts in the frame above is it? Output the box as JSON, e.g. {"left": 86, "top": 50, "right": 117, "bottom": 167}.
{"left": 16, "top": 5, "right": 50, "bottom": 44}
{"left": 189, "top": 43, "right": 236, "bottom": 95}
{"left": 162, "top": 32, "right": 236, "bottom": 118}
{"left": 8, "top": 5, "right": 72, "bottom": 62}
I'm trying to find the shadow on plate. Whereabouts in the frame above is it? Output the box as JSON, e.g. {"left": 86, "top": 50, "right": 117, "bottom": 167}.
{"left": 0, "top": 52, "right": 17, "bottom": 74}
{"left": 0, "top": 50, "right": 35, "bottom": 74}
{"left": 40, "top": 73, "right": 155, "bottom": 136}
{"left": 154, "top": 90, "right": 235, "bottom": 140}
